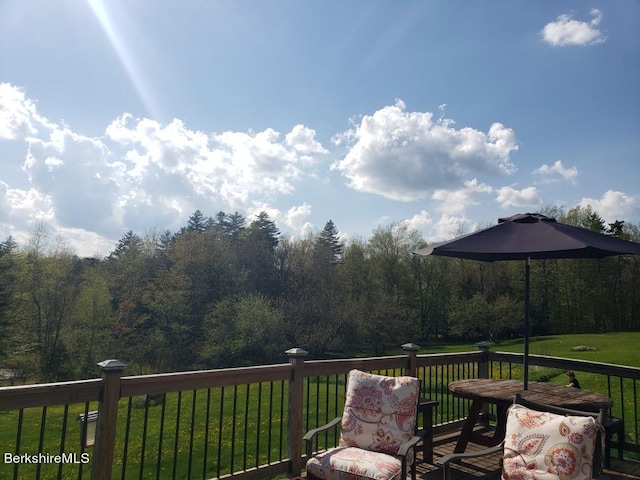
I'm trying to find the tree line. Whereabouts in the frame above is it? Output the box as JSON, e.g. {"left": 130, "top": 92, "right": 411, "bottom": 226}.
{"left": 0, "top": 205, "right": 638, "bottom": 382}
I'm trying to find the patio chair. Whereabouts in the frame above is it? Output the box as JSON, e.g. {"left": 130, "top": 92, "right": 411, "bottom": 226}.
{"left": 304, "top": 369, "right": 421, "bottom": 480}
{"left": 437, "top": 393, "right": 605, "bottom": 480}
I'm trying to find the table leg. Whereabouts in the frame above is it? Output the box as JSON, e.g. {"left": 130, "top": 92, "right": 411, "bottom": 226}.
{"left": 493, "top": 404, "right": 508, "bottom": 444}
{"left": 454, "top": 400, "right": 484, "bottom": 453}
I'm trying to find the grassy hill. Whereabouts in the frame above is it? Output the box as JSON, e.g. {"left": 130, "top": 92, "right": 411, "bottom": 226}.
{"left": 419, "top": 332, "right": 640, "bottom": 367}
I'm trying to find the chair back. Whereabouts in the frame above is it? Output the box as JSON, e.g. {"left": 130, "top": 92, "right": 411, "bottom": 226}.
{"left": 504, "top": 393, "right": 605, "bottom": 479}
{"left": 514, "top": 393, "right": 605, "bottom": 422}
{"left": 339, "top": 370, "right": 419, "bottom": 456}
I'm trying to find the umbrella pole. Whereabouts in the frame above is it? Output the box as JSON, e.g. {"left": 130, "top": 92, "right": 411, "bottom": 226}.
{"left": 523, "top": 256, "right": 530, "bottom": 390}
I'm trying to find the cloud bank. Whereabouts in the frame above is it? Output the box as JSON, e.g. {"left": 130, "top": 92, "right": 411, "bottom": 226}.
{"left": 0, "top": 83, "right": 329, "bottom": 253}
{"left": 331, "top": 99, "right": 519, "bottom": 202}
{"left": 1, "top": 84, "right": 636, "bottom": 255}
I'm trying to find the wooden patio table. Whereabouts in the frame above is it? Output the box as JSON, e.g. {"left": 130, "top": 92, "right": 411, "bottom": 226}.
{"left": 448, "top": 378, "right": 613, "bottom": 454}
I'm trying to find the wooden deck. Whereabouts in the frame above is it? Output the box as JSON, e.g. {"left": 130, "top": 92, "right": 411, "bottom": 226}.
{"left": 293, "top": 429, "right": 640, "bottom": 479}
{"left": 415, "top": 429, "right": 640, "bottom": 480}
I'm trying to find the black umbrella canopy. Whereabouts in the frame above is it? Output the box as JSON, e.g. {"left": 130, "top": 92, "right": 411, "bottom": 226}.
{"left": 414, "top": 213, "right": 640, "bottom": 388}
{"left": 415, "top": 213, "right": 640, "bottom": 260}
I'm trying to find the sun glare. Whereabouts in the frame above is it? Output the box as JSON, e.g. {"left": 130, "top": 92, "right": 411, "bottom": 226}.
{"left": 87, "top": 0, "right": 158, "bottom": 118}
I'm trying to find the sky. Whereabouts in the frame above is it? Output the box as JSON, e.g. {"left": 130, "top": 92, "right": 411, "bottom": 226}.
{"left": 1, "top": 1, "right": 639, "bottom": 257}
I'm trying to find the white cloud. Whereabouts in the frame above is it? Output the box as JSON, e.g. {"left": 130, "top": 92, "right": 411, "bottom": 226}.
{"left": 104, "top": 114, "right": 328, "bottom": 224}
{"left": 533, "top": 160, "right": 578, "bottom": 184}
{"left": 285, "top": 124, "right": 329, "bottom": 155}
{"left": 285, "top": 203, "right": 314, "bottom": 236}
{"left": 0, "top": 83, "right": 56, "bottom": 140}
{"left": 541, "top": 9, "right": 606, "bottom": 46}
{"left": 432, "top": 178, "right": 493, "bottom": 214}
{"left": 0, "top": 84, "right": 331, "bottom": 255}
{"left": 331, "top": 99, "right": 518, "bottom": 201}
{"left": 496, "top": 186, "right": 541, "bottom": 209}
{"left": 400, "top": 210, "right": 433, "bottom": 234}
{"left": 246, "top": 202, "right": 283, "bottom": 224}
{"left": 402, "top": 211, "right": 471, "bottom": 242}
{"left": 578, "top": 190, "right": 638, "bottom": 223}
{"left": 56, "top": 226, "right": 117, "bottom": 258}
{"left": 0, "top": 180, "right": 56, "bottom": 251}
{"left": 431, "top": 214, "right": 472, "bottom": 240}
{"left": 0, "top": 180, "right": 55, "bottom": 224}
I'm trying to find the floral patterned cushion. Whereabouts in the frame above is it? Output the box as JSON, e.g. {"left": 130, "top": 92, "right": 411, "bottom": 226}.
{"left": 306, "top": 446, "right": 402, "bottom": 480}
{"left": 339, "top": 370, "right": 419, "bottom": 456}
{"left": 306, "top": 370, "right": 419, "bottom": 480}
{"left": 502, "top": 403, "right": 600, "bottom": 480}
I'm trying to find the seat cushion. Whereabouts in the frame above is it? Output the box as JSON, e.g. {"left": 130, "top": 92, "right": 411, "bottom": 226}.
{"left": 306, "top": 446, "right": 402, "bottom": 480}
{"left": 339, "top": 370, "right": 419, "bottom": 457}
{"left": 502, "top": 404, "right": 600, "bottom": 480}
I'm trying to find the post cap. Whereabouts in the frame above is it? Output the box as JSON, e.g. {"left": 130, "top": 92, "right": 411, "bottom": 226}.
{"left": 97, "top": 359, "right": 126, "bottom": 371}
{"left": 284, "top": 347, "right": 309, "bottom": 357}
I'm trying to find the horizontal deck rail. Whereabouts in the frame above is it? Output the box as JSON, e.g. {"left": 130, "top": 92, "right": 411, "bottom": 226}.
{"left": 1, "top": 343, "right": 638, "bottom": 479}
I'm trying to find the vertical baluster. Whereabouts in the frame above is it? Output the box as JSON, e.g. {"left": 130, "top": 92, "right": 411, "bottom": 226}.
{"left": 633, "top": 379, "right": 638, "bottom": 446}
{"left": 434, "top": 364, "right": 440, "bottom": 421}
{"left": 139, "top": 395, "right": 150, "bottom": 480}
{"left": 58, "top": 404, "right": 69, "bottom": 479}
{"left": 188, "top": 389, "right": 197, "bottom": 479}
{"left": 242, "top": 384, "right": 249, "bottom": 471}
{"left": 335, "top": 373, "right": 340, "bottom": 445}
{"left": 267, "top": 382, "right": 274, "bottom": 465}
{"left": 324, "top": 375, "right": 330, "bottom": 448}
{"left": 155, "top": 393, "right": 167, "bottom": 480}
{"left": 36, "top": 406, "right": 47, "bottom": 479}
{"left": 256, "top": 382, "right": 262, "bottom": 469}
{"left": 14, "top": 408, "right": 23, "bottom": 480}
{"left": 230, "top": 385, "right": 238, "bottom": 474}
{"left": 172, "top": 391, "right": 182, "bottom": 480}
{"left": 78, "top": 401, "right": 90, "bottom": 480}
{"left": 305, "top": 376, "right": 310, "bottom": 436}
{"left": 121, "top": 397, "right": 133, "bottom": 480}
{"left": 314, "top": 376, "right": 320, "bottom": 447}
{"left": 216, "top": 387, "right": 224, "bottom": 479}
{"left": 631, "top": 378, "right": 640, "bottom": 445}
{"left": 202, "top": 388, "right": 212, "bottom": 480}
{"left": 279, "top": 380, "right": 285, "bottom": 460}
{"left": 618, "top": 377, "right": 625, "bottom": 425}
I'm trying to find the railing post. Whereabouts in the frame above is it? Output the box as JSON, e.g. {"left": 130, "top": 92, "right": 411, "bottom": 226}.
{"left": 91, "top": 359, "right": 125, "bottom": 480}
{"left": 477, "top": 341, "right": 491, "bottom": 379}
{"left": 285, "top": 347, "right": 308, "bottom": 478}
{"left": 402, "top": 343, "right": 420, "bottom": 377}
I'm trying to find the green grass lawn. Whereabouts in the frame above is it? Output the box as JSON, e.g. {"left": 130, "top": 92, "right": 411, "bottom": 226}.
{"left": 1, "top": 333, "right": 637, "bottom": 479}
{"left": 485, "top": 332, "right": 640, "bottom": 366}
{"left": 417, "top": 331, "right": 640, "bottom": 366}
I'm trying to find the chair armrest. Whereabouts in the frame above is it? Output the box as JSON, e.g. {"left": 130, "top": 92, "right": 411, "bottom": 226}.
{"left": 397, "top": 435, "right": 422, "bottom": 457}
{"left": 303, "top": 416, "right": 342, "bottom": 442}
{"left": 303, "top": 416, "right": 342, "bottom": 458}
{"left": 436, "top": 441, "right": 504, "bottom": 467}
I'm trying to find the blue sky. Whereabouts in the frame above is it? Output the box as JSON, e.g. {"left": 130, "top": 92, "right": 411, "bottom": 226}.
{"left": 1, "top": 1, "right": 639, "bottom": 256}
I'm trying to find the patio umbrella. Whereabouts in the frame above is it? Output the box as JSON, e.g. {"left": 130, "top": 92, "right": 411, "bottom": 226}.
{"left": 414, "top": 213, "right": 640, "bottom": 389}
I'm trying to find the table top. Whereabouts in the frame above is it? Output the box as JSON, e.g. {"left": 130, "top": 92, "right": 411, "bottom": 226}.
{"left": 449, "top": 378, "right": 613, "bottom": 410}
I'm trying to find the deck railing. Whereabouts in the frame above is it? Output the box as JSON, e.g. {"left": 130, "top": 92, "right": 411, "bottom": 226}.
{"left": 1, "top": 343, "right": 638, "bottom": 480}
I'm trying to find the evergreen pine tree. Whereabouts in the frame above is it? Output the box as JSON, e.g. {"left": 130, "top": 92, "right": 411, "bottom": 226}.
{"left": 186, "top": 209, "right": 208, "bottom": 233}
{"left": 108, "top": 231, "right": 143, "bottom": 261}
{"left": 248, "top": 212, "right": 280, "bottom": 250}
{"left": 316, "top": 220, "right": 344, "bottom": 263}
